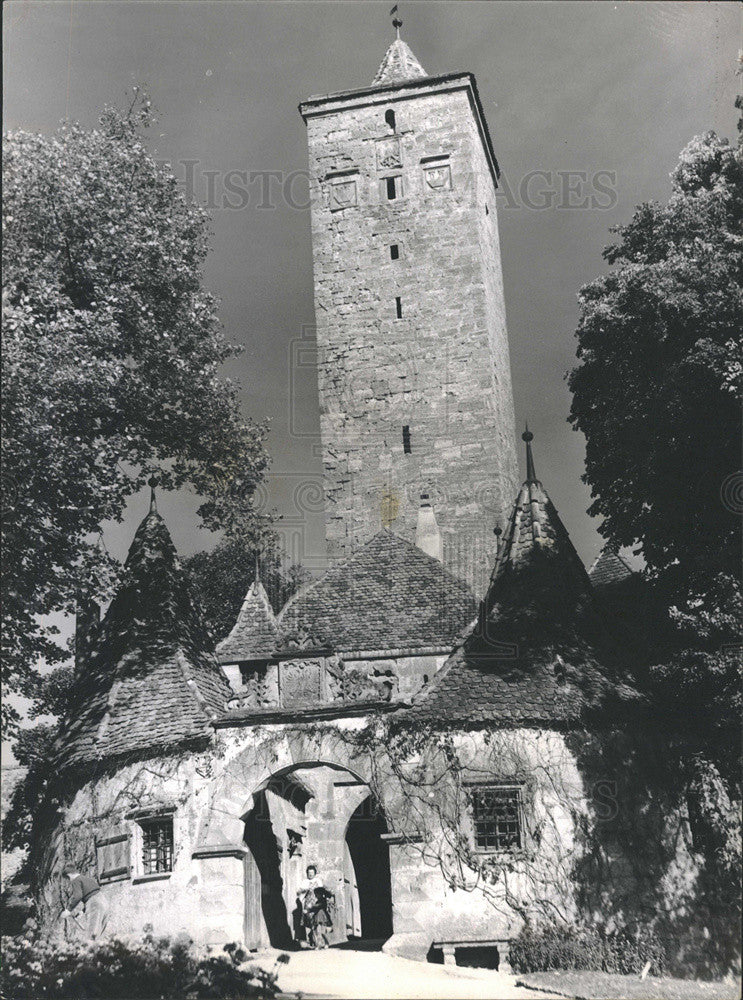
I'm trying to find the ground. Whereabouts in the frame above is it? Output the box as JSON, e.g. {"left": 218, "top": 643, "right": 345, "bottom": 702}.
{"left": 515, "top": 971, "right": 741, "bottom": 1000}
{"left": 257, "top": 947, "right": 561, "bottom": 999}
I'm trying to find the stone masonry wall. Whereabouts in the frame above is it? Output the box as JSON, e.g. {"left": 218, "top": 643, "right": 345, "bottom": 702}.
{"left": 38, "top": 719, "right": 702, "bottom": 962}
{"left": 303, "top": 81, "right": 518, "bottom": 595}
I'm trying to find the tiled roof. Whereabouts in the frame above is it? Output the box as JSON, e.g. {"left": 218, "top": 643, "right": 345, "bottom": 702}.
{"left": 276, "top": 530, "right": 477, "bottom": 653}
{"left": 217, "top": 581, "right": 279, "bottom": 663}
{"left": 407, "top": 464, "right": 632, "bottom": 726}
{"left": 55, "top": 509, "right": 230, "bottom": 772}
{"left": 588, "top": 547, "right": 635, "bottom": 589}
{"left": 372, "top": 39, "right": 427, "bottom": 86}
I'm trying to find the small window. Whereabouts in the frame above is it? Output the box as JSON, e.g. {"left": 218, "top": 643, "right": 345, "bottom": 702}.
{"left": 485, "top": 204, "right": 489, "bottom": 215}
{"left": 471, "top": 785, "right": 522, "bottom": 852}
{"left": 140, "top": 817, "right": 174, "bottom": 875}
{"left": 385, "top": 108, "right": 396, "bottom": 131}
{"left": 385, "top": 176, "right": 397, "bottom": 201}
{"left": 402, "top": 425, "right": 411, "bottom": 453}
{"left": 390, "top": 244, "right": 399, "bottom": 261}
{"left": 395, "top": 297, "right": 403, "bottom": 319}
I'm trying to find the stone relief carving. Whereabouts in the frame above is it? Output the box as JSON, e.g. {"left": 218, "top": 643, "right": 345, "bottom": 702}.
{"left": 423, "top": 163, "right": 452, "bottom": 190}
{"left": 328, "top": 178, "right": 358, "bottom": 211}
{"left": 376, "top": 136, "right": 402, "bottom": 172}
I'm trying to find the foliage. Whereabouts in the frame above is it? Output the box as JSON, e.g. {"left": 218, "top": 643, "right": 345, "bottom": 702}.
{"left": 2, "top": 93, "right": 270, "bottom": 735}
{"left": 509, "top": 921, "right": 666, "bottom": 976}
{"left": 0, "top": 929, "right": 286, "bottom": 999}
{"left": 568, "top": 123, "right": 742, "bottom": 586}
{"left": 567, "top": 112, "right": 743, "bottom": 972}
{"left": 3, "top": 725, "right": 59, "bottom": 856}
{"left": 184, "top": 533, "right": 310, "bottom": 642}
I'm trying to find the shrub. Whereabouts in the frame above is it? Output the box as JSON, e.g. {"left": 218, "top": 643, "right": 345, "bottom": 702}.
{"left": 509, "top": 922, "right": 666, "bottom": 976}
{"left": 0, "top": 930, "right": 286, "bottom": 999}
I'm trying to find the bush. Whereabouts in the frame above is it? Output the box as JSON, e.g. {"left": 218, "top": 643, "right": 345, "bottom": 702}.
{"left": 509, "top": 922, "right": 666, "bottom": 976}
{"left": 0, "top": 929, "right": 287, "bottom": 999}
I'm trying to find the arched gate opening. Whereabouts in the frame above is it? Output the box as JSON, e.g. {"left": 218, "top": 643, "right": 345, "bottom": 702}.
{"left": 242, "top": 762, "right": 392, "bottom": 950}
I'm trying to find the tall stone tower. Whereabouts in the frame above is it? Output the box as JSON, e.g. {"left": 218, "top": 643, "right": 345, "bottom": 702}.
{"left": 299, "top": 30, "right": 517, "bottom": 596}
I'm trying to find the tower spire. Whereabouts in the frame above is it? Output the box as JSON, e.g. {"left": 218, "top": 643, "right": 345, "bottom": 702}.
{"left": 523, "top": 425, "right": 537, "bottom": 484}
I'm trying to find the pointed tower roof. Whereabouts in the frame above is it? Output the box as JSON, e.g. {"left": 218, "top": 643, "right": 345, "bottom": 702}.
{"left": 55, "top": 508, "right": 230, "bottom": 772}
{"left": 588, "top": 546, "right": 635, "bottom": 589}
{"left": 407, "top": 431, "right": 634, "bottom": 727}
{"left": 217, "top": 580, "right": 279, "bottom": 663}
{"left": 373, "top": 38, "right": 428, "bottom": 86}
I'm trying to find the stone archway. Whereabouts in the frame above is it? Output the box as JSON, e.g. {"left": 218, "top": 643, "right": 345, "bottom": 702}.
{"left": 241, "top": 761, "right": 392, "bottom": 950}
{"left": 194, "top": 727, "right": 397, "bottom": 951}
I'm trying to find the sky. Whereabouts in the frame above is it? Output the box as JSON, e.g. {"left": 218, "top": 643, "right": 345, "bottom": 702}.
{"left": 2, "top": 1, "right": 740, "bottom": 574}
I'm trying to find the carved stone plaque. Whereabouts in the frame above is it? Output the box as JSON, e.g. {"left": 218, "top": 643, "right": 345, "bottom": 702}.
{"left": 423, "top": 163, "right": 452, "bottom": 190}
{"left": 329, "top": 178, "right": 357, "bottom": 211}
{"left": 376, "top": 136, "right": 402, "bottom": 172}
{"left": 281, "top": 658, "right": 323, "bottom": 707}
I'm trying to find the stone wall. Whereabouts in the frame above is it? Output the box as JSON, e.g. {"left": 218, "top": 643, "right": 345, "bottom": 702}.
{"left": 38, "top": 719, "right": 703, "bottom": 963}
{"left": 303, "top": 79, "right": 518, "bottom": 595}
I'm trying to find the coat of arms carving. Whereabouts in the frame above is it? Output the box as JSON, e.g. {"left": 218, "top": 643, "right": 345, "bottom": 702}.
{"left": 329, "top": 178, "right": 358, "bottom": 211}
{"left": 376, "top": 136, "right": 402, "bottom": 172}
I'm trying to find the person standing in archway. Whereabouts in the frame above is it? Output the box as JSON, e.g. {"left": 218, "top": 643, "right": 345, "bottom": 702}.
{"left": 296, "top": 864, "right": 334, "bottom": 949}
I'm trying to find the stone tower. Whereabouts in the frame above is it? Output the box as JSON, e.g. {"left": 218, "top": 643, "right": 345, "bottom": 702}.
{"left": 299, "top": 31, "right": 517, "bottom": 595}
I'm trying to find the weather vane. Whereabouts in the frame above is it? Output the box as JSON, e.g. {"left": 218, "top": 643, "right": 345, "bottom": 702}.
{"left": 390, "top": 4, "right": 402, "bottom": 38}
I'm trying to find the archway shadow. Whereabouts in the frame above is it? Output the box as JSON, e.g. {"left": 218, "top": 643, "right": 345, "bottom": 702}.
{"left": 344, "top": 795, "right": 393, "bottom": 943}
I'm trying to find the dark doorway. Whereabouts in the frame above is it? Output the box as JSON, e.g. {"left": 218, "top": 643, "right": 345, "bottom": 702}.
{"left": 344, "top": 796, "right": 393, "bottom": 941}
{"left": 244, "top": 789, "right": 293, "bottom": 948}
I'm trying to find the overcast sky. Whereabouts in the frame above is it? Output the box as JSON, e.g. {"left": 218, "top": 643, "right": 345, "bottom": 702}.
{"left": 3, "top": 0, "right": 740, "bottom": 575}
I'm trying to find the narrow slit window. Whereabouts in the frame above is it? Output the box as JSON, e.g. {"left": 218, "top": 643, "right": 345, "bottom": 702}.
{"left": 402, "top": 425, "right": 411, "bottom": 453}
{"left": 485, "top": 204, "right": 490, "bottom": 215}
{"left": 395, "top": 297, "right": 402, "bottom": 319}
{"left": 390, "top": 244, "right": 399, "bottom": 261}
{"left": 386, "top": 176, "right": 397, "bottom": 201}
{"left": 385, "top": 108, "right": 396, "bottom": 131}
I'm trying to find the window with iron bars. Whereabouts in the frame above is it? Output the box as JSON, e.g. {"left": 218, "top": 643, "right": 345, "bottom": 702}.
{"left": 140, "top": 818, "right": 174, "bottom": 875}
{"left": 470, "top": 785, "right": 523, "bottom": 852}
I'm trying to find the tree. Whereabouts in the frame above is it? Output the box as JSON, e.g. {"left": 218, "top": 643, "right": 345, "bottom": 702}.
{"left": 568, "top": 110, "right": 742, "bottom": 963}
{"left": 184, "top": 534, "right": 310, "bottom": 644}
{"left": 568, "top": 121, "right": 742, "bottom": 587}
{"left": 1, "top": 94, "right": 270, "bottom": 735}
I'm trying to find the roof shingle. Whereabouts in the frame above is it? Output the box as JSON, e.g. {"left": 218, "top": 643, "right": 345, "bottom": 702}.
{"left": 407, "top": 457, "right": 633, "bottom": 726}
{"left": 55, "top": 509, "right": 230, "bottom": 772}
{"left": 217, "top": 581, "right": 279, "bottom": 663}
{"left": 276, "top": 530, "right": 476, "bottom": 654}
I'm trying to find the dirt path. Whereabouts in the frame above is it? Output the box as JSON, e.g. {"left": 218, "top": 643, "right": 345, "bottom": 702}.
{"left": 255, "top": 947, "right": 563, "bottom": 999}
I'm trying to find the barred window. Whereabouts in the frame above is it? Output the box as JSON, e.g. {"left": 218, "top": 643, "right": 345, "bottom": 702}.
{"left": 140, "top": 818, "right": 173, "bottom": 875}
{"left": 471, "top": 785, "right": 522, "bottom": 852}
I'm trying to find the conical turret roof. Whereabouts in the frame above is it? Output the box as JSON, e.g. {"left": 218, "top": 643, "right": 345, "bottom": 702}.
{"left": 407, "top": 432, "right": 634, "bottom": 726}
{"left": 55, "top": 508, "right": 230, "bottom": 772}
{"left": 373, "top": 38, "right": 427, "bottom": 86}
{"left": 217, "top": 580, "right": 279, "bottom": 663}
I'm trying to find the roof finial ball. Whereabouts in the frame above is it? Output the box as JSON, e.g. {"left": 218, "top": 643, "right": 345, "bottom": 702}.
{"left": 522, "top": 424, "right": 538, "bottom": 484}
{"left": 390, "top": 3, "right": 402, "bottom": 39}
{"left": 148, "top": 473, "right": 159, "bottom": 514}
